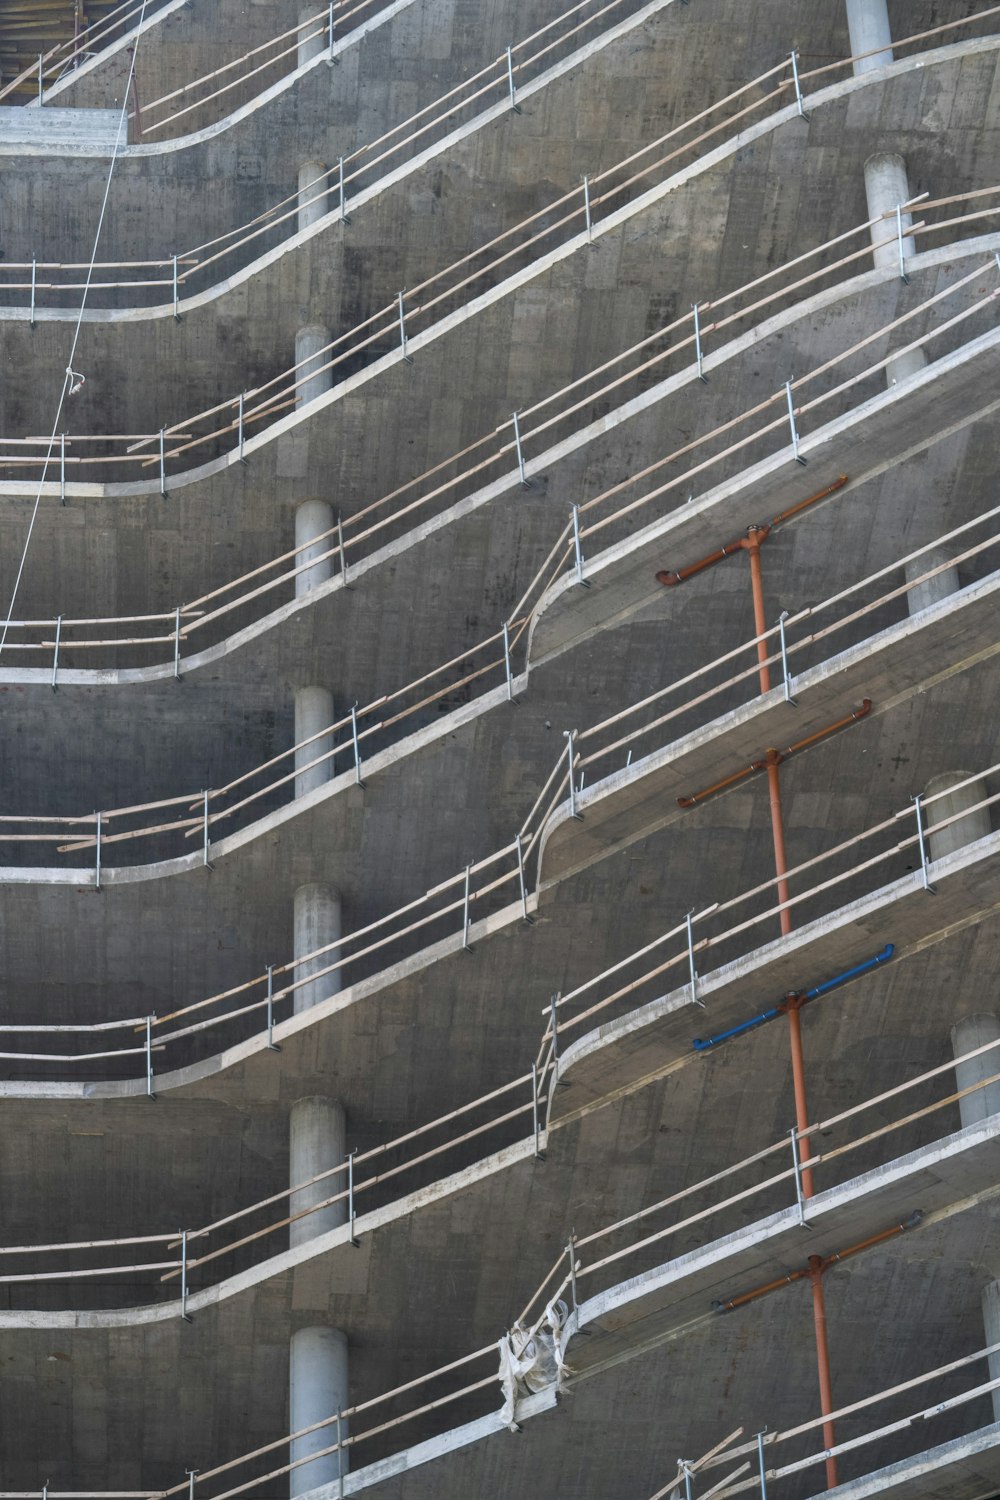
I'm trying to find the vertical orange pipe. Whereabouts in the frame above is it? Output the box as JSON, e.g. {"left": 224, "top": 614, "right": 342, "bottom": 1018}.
{"left": 745, "top": 528, "right": 772, "bottom": 694}
{"left": 744, "top": 534, "right": 836, "bottom": 1483}
{"left": 809, "top": 1257, "right": 840, "bottom": 1489}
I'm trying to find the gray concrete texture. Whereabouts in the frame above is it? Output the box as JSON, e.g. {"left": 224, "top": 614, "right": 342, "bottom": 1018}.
{"left": 5, "top": 2, "right": 1000, "bottom": 1498}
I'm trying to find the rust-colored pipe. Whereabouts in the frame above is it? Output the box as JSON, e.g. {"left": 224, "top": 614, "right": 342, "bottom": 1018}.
{"left": 745, "top": 526, "right": 772, "bottom": 694}
{"left": 714, "top": 1218, "right": 917, "bottom": 1315}
{"left": 654, "top": 476, "right": 848, "bottom": 589}
{"left": 809, "top": 1256, "right": 839, "bottom": 1488}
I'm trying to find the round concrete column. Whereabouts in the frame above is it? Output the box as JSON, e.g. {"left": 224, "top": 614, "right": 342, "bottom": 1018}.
{"left": 295, "top": 325, "right": 333, "bottom": 409}
{"left": 290, "top": 1096, "right": 347, "bottom": 1245}
{"left": 846, "top": 0, "right": 893, "bottom": 74}
{"left": 983, "top": 1282, "right": 1000, "bottom": 1422}
{"left": 297, "top": 4, "right": 327, "bottom": 67}
{"left": 293, "top": 883, "right": 342, "bottom": 1013}
{"left": 298, "top": 160, "right": 328, "bottom": 234}
{"left": 904, "top": 547, "right": 960, "bottom": 616}
{"left": 294, "top": 499, "right": 335, "bottom": 597}
{"left": 925, "top": 772, "right": 991, "bottom": 862}
{"left": 290, "top": 1326, "right": 349, "bottom": 1492}
{"left": 863, "top": 153, "right": 925, "bottom": 385}
{"left": 950, "top": 1015, "right": 1000, "bottom": 1130}
{"left": 295, "top": 687, "right": 335, "bottom": 799}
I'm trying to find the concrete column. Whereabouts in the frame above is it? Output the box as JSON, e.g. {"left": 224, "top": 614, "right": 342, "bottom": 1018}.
{"left": 863, "top": 153, "right": 925, "bottom": 386}
{"left": 846, "top": 0, "right": 893, "bottom": 74}
{"left": 925, "top": 772, "right": 991, "bottom": 862}
{"left": 982, "top": 1282, "right": 1000, "bottom": 1422}
{"left": 290, "top": 1096, "right": 347, "bottom": 1244}
{"left": 295, "top": 325, "right": 333, "bottom": 409}
{"left": 293, "top": 882, "right": 342, "bottom": 1012}
{"left": 298, "top": 160, "right": 328, "bottom": 234}
{"left": 294, "top": 499, "right": 335, "bottom": 596}
{"left": 950, "top": 1015, "right": 1000, "bottom": 1129}
{"left": 288, "top": 1097, "right": 349, "bottom": 1489}
{"left": 295, "top": 686, "right": 334, "bottom": 799}
{"left": 297, "top": 4, "right": 327, "bottom": 67}
{"left": 904, "top": 547, "right": 960, "bottom": 616}
{"left": 290, "top": 1327, "right": 350, "bottom": 1491}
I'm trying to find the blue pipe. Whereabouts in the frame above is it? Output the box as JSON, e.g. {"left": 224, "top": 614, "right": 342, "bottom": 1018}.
{"left": 692, "top": 943, "right": 894, "bottom": 1054}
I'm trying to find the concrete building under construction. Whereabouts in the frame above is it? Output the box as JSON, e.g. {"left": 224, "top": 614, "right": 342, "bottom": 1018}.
{"left": 2, "top": 0, "right": 1000, "bottom": 1497}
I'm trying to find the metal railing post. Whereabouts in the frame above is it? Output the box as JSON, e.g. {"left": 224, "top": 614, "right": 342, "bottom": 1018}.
{"left": 778, "top": 610, "right": 796, "bottom": 704}
{"left": 790, "top": 1126, "right": 808, "bottom": 1226}
{"left": 338, "top": 156, "right": 350, "bottom": 224}
{"left": 564, "top": 730, "right": 582, "bottom": 820}
{"left": 265, "top": 965, "right": 280, "bottom": 1050}
{"left": 506, "top": 45, "right": 521, "bottom": 113}
{"left": 897, "top": 203, "right": 909, "bottom": 284}
{"left": 38, "top": 54, "right": 44, "bottom": 104}
{"left": 503, "top": 619, "right": 514, "bottom": 699}
{"left": 337, "top": 1412, "right": 344, "bottom": 1497}
{"left": 571, "top": 504, "right": 589, "bottom": 586}
{"left": 51, "top": 616, "right": 62, "bottom": 691}
{"left": 681, "top": 1461, "right": 694, "bottom": 1500}
{"left": 60, "top": 432, "right": 66, "bottom": 504}
{"left": 549, "top": 992, "right": 560, "bottom": 1067}
{"left": 532, "top": 1062, "right": 544, "bottom": 1159}
{"left": 347, "top": 1148, "right": 359, "bottom": 1245}
{"left": 568, "top": 1231, "right": 578, "bottom": 1312}
{"left": 516, "top": 831, "right": 531, "bottom": 923}
{"left": 327, "top": 0, "right": 335, "bottom": 58}
{"left": 145, "top": 1015, "right": 155, "bottom": 1098}
{"left": 159, "top": 427, "right": 168, "bottom": 496}
{"left": 180, "top": 1229, "right": 192, "bottom": 1321}
{"left": 397, "top": 290, "right": 412, "bottom": 363}
{"left": 462, "top": 863, "right": 473, "bottom": 950}
{"left": 172, "top": 254, "right": 180, "bottom": 321}
{"left": 512, "top": 410, "right": 530, "bottom": 488}
{"left": 202, "top": 790, "right": 211, "bottom": 868}
{"left": 785, "top": 380, "right": 806, "bottom": 465}
{"left": 351, "top": 702, "right": 364, "bottom": 786}
{"left": 174, "top": 606, "right": 182, "bottom": 679}
{"left": 95, "top": 810, "right": 102, "bottom": 889}
{"left": 582, "top": 175, "right": 593, "bottom": 241}
{"left": 336, "top": 514, "right": 348, "bottom": 582}
{"left": 790, "top": 50, "right": 808, "bottom": 118}
{"left": 30, "top": 258, "right": 37, "bottom": 328}
{"left": 756, "top": 1431, "right": 768, "bottom": 1500}
{"left": 913, "top": 793, "right": 936, "bottom": 893}
{"left": 237, "top": 392, "right": 246, "bottom": 463}
{"left": 693, "top": 302, "right": 708, "bottom": 383}
{"left": 185, "top": 1469, "right": 197, "bottom": 1500}
{"left": 686, "top": 909, "right": 705, "bottom": 1008}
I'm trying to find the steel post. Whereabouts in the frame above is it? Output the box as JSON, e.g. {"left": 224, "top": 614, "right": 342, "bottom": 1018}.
{"left": 350, "top": 703, "right": 364, "bottom": 786}
{"left": 896, "top": 203, "right": 909, "bottom": 283}
{"left": 266, "top": 965, "right": 281, "bottom": 1050}
{"left": 693, "top": 302, "right": 708, "bottom": 382}
{"left": 756, "top": 1432, "right": 768, "bottom": 1499}
{"left": 95, "top": 811, "right": 102, "bottom": 889}
{"left": 60, "top": 433, "right": 66, "bottom": 504}
{"left": 30, "top": 259, "right": 37, "bottom": 328}
{"left": 549, "top": 992, "right": 560, "bottom": 1066}
{"left": 790, "top": 49, "right": 808, "bottom": 117}
{"left": 913, "top": 793, "right": 936, "bottom": 892}
{"left": 516, "top": 831, "right": 530, "bottom": 922}
{"left": 174, "top": 606, "right": 182, "bottom": 679}
{"left": 503, "top": 620, "right": 514, "bottom": 699}
{"left": 185, "top": 1471, "right": 197, "bottom": 1500}
{"left": 347, "top": 1149, "right": 358, "bottom": 1245}
{"left": 462, "top": 864, "right": 472, "bottom": 950}
{"left": 180, "top": 1229, "right": 192, "bottom": 1321}
{"left": 38, "top": 54, "right": 44, "bottom": 104}
{"left": 568, "top": 1232, "right": 578, "bottom": 1311}
{"left": 172, "top": 255, "right": 180, "bottom": 321}
{"left": 159, "top": 428, "right": 168, "bottom": 496}
{"left": 785, "top": 380, "right": 806, "bottom": 465}
{"left": 337, "top": 515, "right": 348, "bottom": 581}
{"left": 327, "top": 0, "right": 335, "bottom": 57}
{"left": 790, "top": 1127, "right": 808, "bottom": 1226}
{"left": 237, "top": 392, "right": 246, "bottom": 463}
{"left": 397, "top": 291, "right": 412, "bottom": 362}
{"left": 778, "top": 610, "right": 796, "bottom": 704}
{"left": 339, "top": 156, "right": 350, "bottom": 223}
{"left": 512, "top": 410, "right": 529, "bottom": 487}
{"left": 532, "top": 1063, "right": 543, "bottom": 1158}
{"left": 145, "top": 1015, "right": 155, "bottom": 1098}
{"left": 51, "top": 616, "right": 62, "bottom": 690}
{"left": 564, "top": 730, "right": 581, "bottom": 820}
{"left": 506, "top": 46, "right": 521, "bottom": 112}
{"left": 571, "top": 504, "right": 588, "bottom": 585}
{"left": 202, "top": 790, "right": 211, "bottom": 868}
{"left": 582, "top": 175, "right": 593, "bottom": 241}
{"left": 686, "top": 910, "right": 703, "bottom": 1008}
